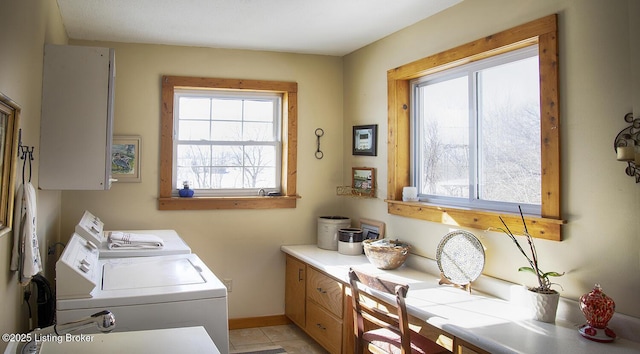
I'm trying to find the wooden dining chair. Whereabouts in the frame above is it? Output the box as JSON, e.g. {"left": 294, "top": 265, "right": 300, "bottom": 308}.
{"left": 349, "top": 268, "right": 449, "bottom": 354}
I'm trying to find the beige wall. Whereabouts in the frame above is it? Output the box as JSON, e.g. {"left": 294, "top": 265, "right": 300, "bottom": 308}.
{"left": 343, "top": 0, "right": 640, "bottom": 318}
{"left": 0, "top": 0, "right": 67, "bottom": 350}
{"left": 60, "top": 41, "right": 345, "bottom": 319}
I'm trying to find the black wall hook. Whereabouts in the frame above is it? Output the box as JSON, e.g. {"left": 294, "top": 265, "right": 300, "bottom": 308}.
{"left": 17, "top": 129, "right": 35, "bottom": 183}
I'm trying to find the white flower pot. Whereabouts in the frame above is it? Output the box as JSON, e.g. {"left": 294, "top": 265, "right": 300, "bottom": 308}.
{"left": 511, "top": 285, "right": 560, "bottom": 323}
{"left": 525, "top": 289, "right": 560, "bottom": 323}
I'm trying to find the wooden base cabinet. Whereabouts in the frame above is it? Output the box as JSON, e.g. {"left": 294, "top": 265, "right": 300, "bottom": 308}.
{"left": 284, "top": 254, "right": 486, "bottom": 354}
{"left": 285, "top": 255, "right": 345, "bottom": 353}
{"left": 285, "top": 255, "right": 306, "bottom": 328}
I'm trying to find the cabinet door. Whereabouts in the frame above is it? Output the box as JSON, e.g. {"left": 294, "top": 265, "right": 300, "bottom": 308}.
{"left": 285, "top": 255, "right": 306, "bottom": 328}
{"left": 40, "top": 44, "right": 115, "bottom": 190}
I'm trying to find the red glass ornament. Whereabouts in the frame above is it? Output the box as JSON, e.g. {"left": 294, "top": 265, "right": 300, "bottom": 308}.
{"left": 578, "top": 284, "right": 616, "bottom": 342}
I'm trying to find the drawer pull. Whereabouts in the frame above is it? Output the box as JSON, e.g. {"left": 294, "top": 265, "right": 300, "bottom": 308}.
{"left": 298, "top": 268, "right": 304, "bottom": 282}
{"left": 316, "top": 287, "right": 327, "bottom": 294}
{"left": 316, "top": 323, "right": 326, "bottom": 330}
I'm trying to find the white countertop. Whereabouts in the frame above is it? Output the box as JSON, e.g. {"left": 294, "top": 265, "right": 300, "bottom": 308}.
{"left": 40, "top": 326, "right": 219, "bottom": 354}
{"left": 5, "top": 326, "right": 219, "bottom": 354}
{"left": 282, "top": 245, "right": 640, "bottom": 354}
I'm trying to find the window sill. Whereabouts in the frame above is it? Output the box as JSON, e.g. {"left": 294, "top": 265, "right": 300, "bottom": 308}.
{"left": 385, "top": 200, "right": 565, "bottom": 241}
{"left": 158, "top": 195, "right": 300, "bottom": 210}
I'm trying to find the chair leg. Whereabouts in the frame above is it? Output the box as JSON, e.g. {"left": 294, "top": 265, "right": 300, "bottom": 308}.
{"left": 354, "top": 336, "right": 363, "bottom": 354}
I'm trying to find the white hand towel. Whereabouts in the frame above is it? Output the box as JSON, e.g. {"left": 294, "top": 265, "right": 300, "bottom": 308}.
{"left": 10, "top": 185, "right": 24, "bottom": 272}
{"left": 11, "top": 183, "right": 43, "bottom": 285}
{"left": 108, "top": 232, "right": 165, "bottom": 249}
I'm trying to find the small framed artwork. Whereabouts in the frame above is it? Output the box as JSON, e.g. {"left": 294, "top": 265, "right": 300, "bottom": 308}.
{"left": 352, "top": 167, "right": 375, "bottom": 197}
{"left": 353, "top": 124, "right": 378, "bottom": 156}
{"left": 358, "top": 218, "right": 385, "bottom": 240}
{"left": 111, "top": 135, "right": 141, "bottom": 182}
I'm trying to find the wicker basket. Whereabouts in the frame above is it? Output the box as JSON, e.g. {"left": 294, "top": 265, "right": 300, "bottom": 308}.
{"left": 363, "top": 239, "right": 410, "bottom": 270}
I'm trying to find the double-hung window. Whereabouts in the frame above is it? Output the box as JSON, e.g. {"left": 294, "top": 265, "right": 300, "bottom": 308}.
{"left": 174, "top": 90, "right": 282, "bottom": 196}
{"left": 411, "top": 45, "right": 541, "bottom": 215}
{"left": 159, "top": 76, "right": 298, "bottom": 210}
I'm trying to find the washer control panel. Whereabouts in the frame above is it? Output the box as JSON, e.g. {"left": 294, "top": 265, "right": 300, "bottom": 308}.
{"left": 56, "top": 233, "right": 100, "bottom": 299}
{"left": 75, "top": 210, "right": 105, "bottom": 246}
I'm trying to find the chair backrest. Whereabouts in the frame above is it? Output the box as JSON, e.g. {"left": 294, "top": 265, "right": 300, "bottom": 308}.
{"left": 349, "top": 268, "right": 411, "bottom": 353}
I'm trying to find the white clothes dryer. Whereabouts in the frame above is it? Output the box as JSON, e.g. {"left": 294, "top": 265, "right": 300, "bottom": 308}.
{"left": 74, "top": 210, "right": 191, "bottom": 258}
{"left": 56, "top": 234, "right": 229, "bottom": 354}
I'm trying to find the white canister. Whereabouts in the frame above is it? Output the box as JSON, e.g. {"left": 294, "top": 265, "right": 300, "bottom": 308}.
{"left": 402, "top": 186, "right": 418, "bottom": 201}
{"left": 338, "top": 228, "right": 364, "bottom": 255}
{"left": 317, "top": 216, "right": 351, "bottom": 250}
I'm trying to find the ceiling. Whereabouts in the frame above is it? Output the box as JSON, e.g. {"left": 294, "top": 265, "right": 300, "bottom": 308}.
{"left": 56, "top": 0, "right": 462, "bottom": 56}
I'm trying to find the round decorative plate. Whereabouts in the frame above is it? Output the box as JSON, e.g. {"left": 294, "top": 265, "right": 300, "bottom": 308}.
{"left": 436, "top": 230, "right": 485, "bottom": 285}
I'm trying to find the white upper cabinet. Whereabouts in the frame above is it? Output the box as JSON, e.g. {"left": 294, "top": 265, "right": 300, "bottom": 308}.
{"left": 39, "top": 44, "right": 115, "bottom": 190}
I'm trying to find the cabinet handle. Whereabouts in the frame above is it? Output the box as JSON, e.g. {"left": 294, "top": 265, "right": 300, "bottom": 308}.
{"left": 316, "top": 287, "right": 327, "bottom": 294}
{"left": 298, "top": 268, "right": 304, "bottom": 282}
{"left": 316, "top": 323, "right": 326, "bottom": 331}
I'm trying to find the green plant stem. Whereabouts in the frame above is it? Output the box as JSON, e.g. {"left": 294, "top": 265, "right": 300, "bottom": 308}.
{"left": 518, "top": 206, "right": 544, "bottom": 289}
{"left": 498, "top": 216, "right": 544, "bottom": 289}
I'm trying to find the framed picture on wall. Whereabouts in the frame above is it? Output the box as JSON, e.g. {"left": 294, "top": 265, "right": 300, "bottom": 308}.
{"left": 111, "top": 135, "right": 141, "bottom": 182}
{"left": 352, "top": 167, "right": 375, "bottom": 197}
{"left": 352, "top": 124, "right": 378, "bottom": 156}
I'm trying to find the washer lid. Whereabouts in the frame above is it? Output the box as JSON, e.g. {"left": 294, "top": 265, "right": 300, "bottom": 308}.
{"left": 57, "top": 253, "right": 226, "bottom": 310}
{"left": 102, "top": 257, "right": 205, "bottom": 290}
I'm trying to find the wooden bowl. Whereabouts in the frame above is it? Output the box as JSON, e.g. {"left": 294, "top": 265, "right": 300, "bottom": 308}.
{"left": 363, "top": 239, "right": 410, "bottom": 270}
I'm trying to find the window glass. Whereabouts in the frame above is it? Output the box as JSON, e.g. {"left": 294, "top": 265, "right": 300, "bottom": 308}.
{"left": 419, "top": 75, "right": 470, "bottom": 198}
{"left": 174, "top": 90, "right": 281, "bottom": 195}
{"left": 478, "top": 56, "right": 541, "bottom": 204}
{"left": 413, "top": 46, "right": 540, "bottom": 213}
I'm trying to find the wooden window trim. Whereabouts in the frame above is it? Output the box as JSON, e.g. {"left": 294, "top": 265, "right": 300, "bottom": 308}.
{"left": 386, "top": 15, "right": 564, "bottom": 241}
{"left": 159, "top": 76, "right": 299, "bottom": 210}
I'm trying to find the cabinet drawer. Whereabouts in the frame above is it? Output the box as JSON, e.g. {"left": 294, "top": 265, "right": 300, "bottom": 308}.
{"left": 307, "top": 301, "right": 342, "bottom": 354}
{"left": 307, "top": 267, "right": 343, "bottom": 318}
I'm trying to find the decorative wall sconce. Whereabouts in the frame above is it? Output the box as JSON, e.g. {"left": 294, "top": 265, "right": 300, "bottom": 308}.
{"left": 614, "top": 112, "right": 640, "bottom": 183}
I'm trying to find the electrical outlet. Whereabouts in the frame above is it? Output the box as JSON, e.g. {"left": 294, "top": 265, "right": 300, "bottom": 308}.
{"left": 223, "top": 279, "right": 232, "bottom": 292}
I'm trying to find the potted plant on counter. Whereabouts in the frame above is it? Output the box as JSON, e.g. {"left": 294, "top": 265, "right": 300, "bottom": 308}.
{"left": 496, "top": 207, "right": 564, "bottom": 323}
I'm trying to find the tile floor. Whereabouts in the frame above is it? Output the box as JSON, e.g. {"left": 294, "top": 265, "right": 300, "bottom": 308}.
{"left": 229, "top": 324, "right": 329, "bottom": 353}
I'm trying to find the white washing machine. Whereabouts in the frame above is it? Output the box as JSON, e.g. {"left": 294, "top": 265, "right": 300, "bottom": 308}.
{"left": 56, "top": 233, "right": 229, "bottom": 354}
{"left": 74, "top": 210, "right": 191, "bottom": 258}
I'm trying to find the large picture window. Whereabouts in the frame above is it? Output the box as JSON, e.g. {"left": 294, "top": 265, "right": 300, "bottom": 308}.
{"left": 412, "top": 46, "right": 541, "bottom": 215}
{"left": 386, "top": 15, "right": 564, "bottom": 240}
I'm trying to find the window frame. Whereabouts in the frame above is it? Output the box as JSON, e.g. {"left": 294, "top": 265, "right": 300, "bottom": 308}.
{"left": 386, "top": 15, "right": 564, "bottom": 241}
{"left": 159, "top": 76, "right": 298, "bottom": 210}
{"left": 173, "top": 89, "right": 283, "bottom": 196}
{"left": 0, "top": 92, "right": 20, "bottom": 234}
